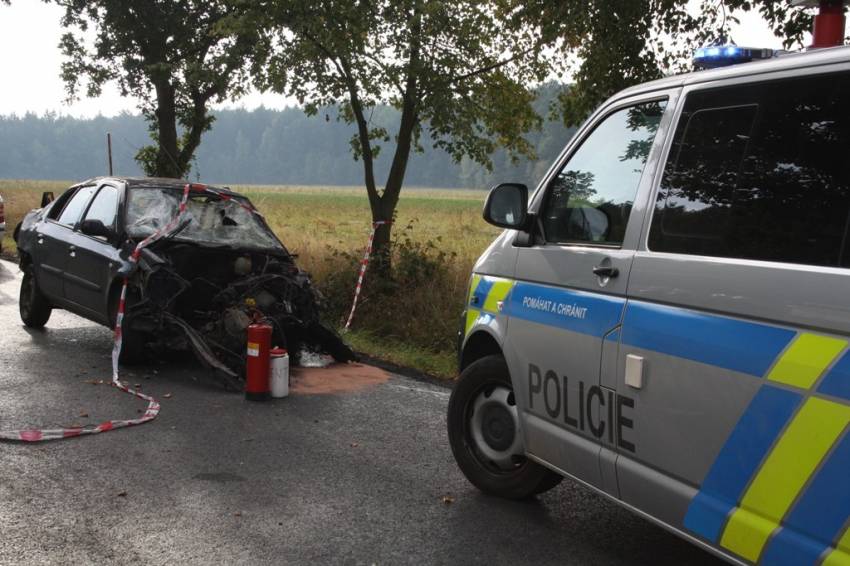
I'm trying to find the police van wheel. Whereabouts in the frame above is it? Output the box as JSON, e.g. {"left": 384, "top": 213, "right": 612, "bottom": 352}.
{"left": 448, "top": 355, "right": 563, "bottom": 499}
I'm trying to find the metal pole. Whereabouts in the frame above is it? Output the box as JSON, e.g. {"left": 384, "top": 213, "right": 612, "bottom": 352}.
{"left": 107, "top": 132, "right": 114, "bottom": 176}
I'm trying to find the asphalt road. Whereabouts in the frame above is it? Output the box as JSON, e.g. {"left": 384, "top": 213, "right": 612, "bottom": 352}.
{"left": 0, "top": 259, "right": 721, "bottom": 565}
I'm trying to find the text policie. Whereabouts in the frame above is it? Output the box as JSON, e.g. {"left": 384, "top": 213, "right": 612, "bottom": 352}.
{"left": 528, "top": 363, "right": 635, "bottom": 452}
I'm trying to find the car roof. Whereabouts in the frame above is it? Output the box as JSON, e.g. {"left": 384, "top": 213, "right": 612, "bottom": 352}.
{"left": 72, "top": 176, "right": 238, "bottom": 196}
{"left": 611, "top": 44, "right": 850, "bottom": 102}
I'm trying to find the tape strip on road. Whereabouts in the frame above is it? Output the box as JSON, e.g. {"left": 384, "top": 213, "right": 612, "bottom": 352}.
{"left": 0, "top": 183, "right": 203, "bottom": 442}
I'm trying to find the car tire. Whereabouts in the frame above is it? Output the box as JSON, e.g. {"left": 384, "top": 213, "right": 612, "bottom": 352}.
{"left": 447, "top": 354, "right": 563, "bottom": 499}
{"left": 19, "top": 264, "right": 52, "bottom": 328}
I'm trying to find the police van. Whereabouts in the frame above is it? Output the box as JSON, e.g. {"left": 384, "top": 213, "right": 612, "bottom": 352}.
{"left": 448, "top": 44, "right": 850, "bottom": 565}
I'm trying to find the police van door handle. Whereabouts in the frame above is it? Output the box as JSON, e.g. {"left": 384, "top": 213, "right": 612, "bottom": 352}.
{"left": 592, "top": 265, "right": 619, "bottom": 278}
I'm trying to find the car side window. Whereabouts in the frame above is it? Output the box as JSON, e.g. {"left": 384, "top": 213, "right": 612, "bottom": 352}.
{"left": 46, "top": 187, "right": 80, "bottom": 221}
{"left": 541, "top": 100, "right": 667, "bottom": 246}
{"left": 82, "top": 185, "right": 119, "bottom": 232}
{"left": 56, "top": 186, "right": 97, "bottom": 227}
{"left": 649, "top": 71, "right": 850, "bottom": 268}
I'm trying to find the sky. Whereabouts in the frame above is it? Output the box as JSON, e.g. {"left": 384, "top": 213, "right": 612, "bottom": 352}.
{"left": 0, "top": 2, "right": 807, "bottom": 119}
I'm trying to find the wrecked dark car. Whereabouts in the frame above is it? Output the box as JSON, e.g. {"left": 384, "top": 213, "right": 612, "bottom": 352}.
{"left": 15, "top": 177, "right": 355, "bottom": 388}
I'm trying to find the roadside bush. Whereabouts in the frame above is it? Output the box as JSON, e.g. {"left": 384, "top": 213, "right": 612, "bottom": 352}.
{"left": 313, "top": 219, "right": 471, "bottom": 359}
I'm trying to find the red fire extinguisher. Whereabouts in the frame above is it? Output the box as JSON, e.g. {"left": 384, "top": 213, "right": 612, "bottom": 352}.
{"left": 245, "top": 322, "right": 272, "bottom": 401}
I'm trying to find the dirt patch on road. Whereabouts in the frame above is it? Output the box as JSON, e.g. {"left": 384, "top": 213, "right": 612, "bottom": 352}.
{"left": 290, "top": 363, "right": 389, "bottom": 395}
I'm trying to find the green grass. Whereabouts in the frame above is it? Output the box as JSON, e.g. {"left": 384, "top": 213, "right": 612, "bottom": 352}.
{"left": 0, "top": 180, "right": 497, "bottom": 379}
{"left": 344, "top": 329, "right": 457, "bottom": 379}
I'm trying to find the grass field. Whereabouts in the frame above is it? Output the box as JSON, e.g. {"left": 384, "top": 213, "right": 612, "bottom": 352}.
{"left": 0, "top": 179, "right": 500, "bottom": 377}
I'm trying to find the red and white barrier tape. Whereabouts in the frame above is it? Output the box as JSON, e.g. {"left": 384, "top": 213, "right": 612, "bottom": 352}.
{"left": 343, "top": 220, "right": 390, "bottom": 332}
{"left": 0, "top": 183, "right": 199, "bottom": 442}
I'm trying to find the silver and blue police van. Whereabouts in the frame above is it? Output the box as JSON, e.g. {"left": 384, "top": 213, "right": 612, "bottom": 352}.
{"left": 448, "top": 44, "right": 850, "bottom": 565}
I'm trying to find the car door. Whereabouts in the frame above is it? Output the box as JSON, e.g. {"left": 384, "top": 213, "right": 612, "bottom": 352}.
{"left": 33, "top": 185, "right": 97, "bottom": 302}
{"left": 616, "top": 67, "right": 850, "bottom": 565}
{"left": 505, "top": 92, "right": 677, "bottom": 493}
{"left": 63, "top": 182, "right": 122, "bottom": 322}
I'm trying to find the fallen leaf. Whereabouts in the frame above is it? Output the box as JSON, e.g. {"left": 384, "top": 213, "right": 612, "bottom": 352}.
{"left": 79, "top": 413, "right": 89, "bottom": 418}
{"left": 234, "top": 512, "right": 242, "bottom": 517}
{"left": 441, "top": 495, "right": 455, "bottom": 505}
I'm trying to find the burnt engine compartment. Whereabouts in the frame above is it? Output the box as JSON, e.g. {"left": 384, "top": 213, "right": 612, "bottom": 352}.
{"left": 126, "top": 242, "right": 355, "bottom": 388}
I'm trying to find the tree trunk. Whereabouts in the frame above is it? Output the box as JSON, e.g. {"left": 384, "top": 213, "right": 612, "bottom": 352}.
{"left": 370, "top": 96, "right": 418, "bottom": 256}
{"left": 152, "top": 80, "right": 182, "bottom": 178}
{"left": 369, "top": 6, "right": 421, "bottom": 263}
{"left": 178, "top": 93, "right": 211, "bottom": 177}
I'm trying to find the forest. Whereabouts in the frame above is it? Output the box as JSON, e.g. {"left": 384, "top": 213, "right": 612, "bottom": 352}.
{"left": 0, "top": 83, "right": 574, "bottom": 190}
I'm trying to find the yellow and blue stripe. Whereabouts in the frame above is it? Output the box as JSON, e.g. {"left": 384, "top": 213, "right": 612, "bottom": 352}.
{"left": 464, "top": 275, "right": 512, "bottom": 337}
{"left": 669, "top": 318, "right": 850, "bottom": 565}
{"left": 682, "top": 385, "right": 802, "bottom": 542}
{"left": 621, "top": 301, "right": 796, "bottom": 377}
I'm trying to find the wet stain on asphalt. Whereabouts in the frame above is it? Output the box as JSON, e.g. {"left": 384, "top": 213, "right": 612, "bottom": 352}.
{"left": 290, "top": 363, "right": 389, "bottom": 395}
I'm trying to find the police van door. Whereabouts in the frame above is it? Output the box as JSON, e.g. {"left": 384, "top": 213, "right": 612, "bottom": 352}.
{"left": 506, "top": 93, "right": 675, "bottom": 491}
{"left": 617, "top": 68, "right": 850, "bottom": 565}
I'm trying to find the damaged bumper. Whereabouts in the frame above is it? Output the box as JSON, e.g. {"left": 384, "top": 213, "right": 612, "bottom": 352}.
{"left": 124, "top": 244, "right": 355, "bottom": 389}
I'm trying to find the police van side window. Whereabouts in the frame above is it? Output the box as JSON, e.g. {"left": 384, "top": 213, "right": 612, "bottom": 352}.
{"left": 649, "top": 71, "right": 850, "bottom": 268}
{"left": 541, "top": 100, "right": 667, "bottom": 246}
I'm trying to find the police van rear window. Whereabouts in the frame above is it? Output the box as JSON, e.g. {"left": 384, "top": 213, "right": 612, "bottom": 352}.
{"left": 649, "top": 71, "right": 850, "bottom": 268}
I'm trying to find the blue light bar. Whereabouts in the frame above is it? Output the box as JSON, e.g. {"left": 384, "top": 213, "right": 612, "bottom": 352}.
{"left": 693, "top": 45, "right": 775, "bottom": 69}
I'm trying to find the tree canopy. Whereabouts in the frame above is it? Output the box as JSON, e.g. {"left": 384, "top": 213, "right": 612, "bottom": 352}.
{"left": 503, "top": 0, "right": 814, "bottom": 125}
{"left": 57, "top": 0, "right": 262, "bottom": 178}
{"left": 251, "top": 0, "right": 551, "bottom": 254}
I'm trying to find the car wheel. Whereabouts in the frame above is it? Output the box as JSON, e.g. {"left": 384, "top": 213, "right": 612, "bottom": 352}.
{"left": 447, "top": 354, "right": 563, "bottom": 499}
{"left": 19, "top": 264, "right": 52, "bottom": 328}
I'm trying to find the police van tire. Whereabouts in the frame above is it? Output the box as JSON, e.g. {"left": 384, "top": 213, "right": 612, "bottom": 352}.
{"left": 448, "top": 354, "right": 563, "bottom": 499}
{"left": 19, "top": 264, "right": 52, "bottom": 328}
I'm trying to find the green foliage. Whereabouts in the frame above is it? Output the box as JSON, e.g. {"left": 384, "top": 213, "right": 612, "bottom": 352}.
{"left": 56, "top": 0, "right": 263, "bottom": 178}
{"left": 238, "top": 0, "right": 550, "bottom": 256}
{"left": 316, "top": 219, "right": 466, "bottom": 353}
{"left": 501, "top": 0, "right": 814, "bottom": 126}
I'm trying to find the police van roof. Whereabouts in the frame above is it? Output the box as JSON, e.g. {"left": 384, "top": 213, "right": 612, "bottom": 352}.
{"left": 613, "top": 44, "right": 850, "bottom": 101}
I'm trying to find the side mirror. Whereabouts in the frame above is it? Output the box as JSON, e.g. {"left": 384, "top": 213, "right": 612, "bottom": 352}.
{"left": 40, "top": 192, "right": 55, "bottom": 208}
{"left": 483, "top": 183, "right": 529, "bottom": 230}
{"left": 80, "top": 219, "right": 112, "bottom": 239}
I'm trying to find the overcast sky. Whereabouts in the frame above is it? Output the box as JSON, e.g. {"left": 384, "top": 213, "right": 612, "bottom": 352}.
{"left": 0, "top": 2, "right": 805, "bottom": 119}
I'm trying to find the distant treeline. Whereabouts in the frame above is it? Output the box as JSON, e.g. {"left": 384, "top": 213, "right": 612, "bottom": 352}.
{"left": 0, "top": 84, "right": 575, "bottom": 190}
